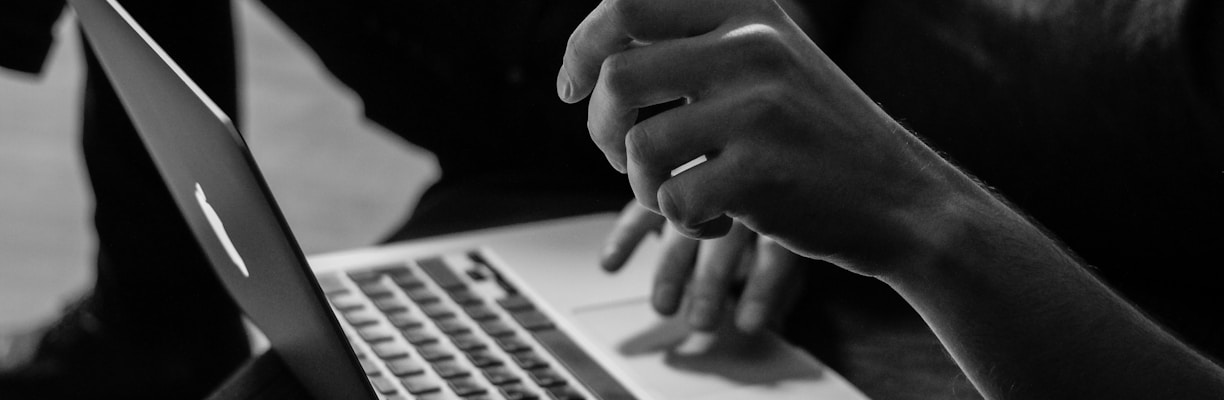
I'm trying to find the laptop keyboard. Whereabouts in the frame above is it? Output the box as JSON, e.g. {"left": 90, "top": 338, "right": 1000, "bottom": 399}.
{"left": 319, "top": 252, "right": 632, "bottom": 400}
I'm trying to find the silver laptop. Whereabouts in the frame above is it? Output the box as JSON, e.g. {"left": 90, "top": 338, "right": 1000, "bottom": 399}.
{"left": 72, "top": 0, "right": 868, "bottom": 399}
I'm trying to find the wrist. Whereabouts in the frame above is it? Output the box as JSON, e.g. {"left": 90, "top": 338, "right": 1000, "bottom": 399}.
{"left": 874, "top": 163, "right": 1027, "bottom": 286}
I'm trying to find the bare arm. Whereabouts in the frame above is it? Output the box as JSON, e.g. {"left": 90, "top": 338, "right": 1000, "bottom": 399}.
{"left": 558, "top": 0, "right": 1224, "bottom": 397}
{"left": 883, "top": 174, "right": 1224, "bottom": 399}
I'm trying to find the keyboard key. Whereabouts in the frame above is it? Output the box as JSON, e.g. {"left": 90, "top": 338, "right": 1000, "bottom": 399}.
{"left": 496, "top": 295, "right": 534, "bottom": 312}
{"left": 528, "top": 368, "right": 566, "bottom": 387}
{"left": 479, "top": 320, "right": 515, "bottom": 337}
{"left": 466, "top": 350, "right": 503, "bottom": 368}
{"left": 405, "top": 288, "right": 440, "bottom": 304}
{"left": 432, "top": 359, "right": 471, "bottom": 379}
{"left": 373, "top": 264, "right": 412, "bottom": 276}
{"left": 386, "top": 358, "right": 426, "bottom": 376}
{"left": 449, "top": 333, "right": 487, "bottom": 352}
{"left": 391, "top": 273, "right": 426, "bottom": 289}
{"left": 359, "top": 282, "right": 395, "bottom": 298}
{"left": 499, "top": 383, "right": 540, "bottom": 400}
{"left": 347, "top": 269, "right": 383, "bottom": 283}
{"left": 386, "top": 312, "right": 424, "bottom": 329}
{"left": 384, "top": 395, "right": 410, "bottom": 400}
{"left": 495, "top": 336, "right": 531, "bottom": 353}
{"left": 436, "top": 318, "right": 472, "bottom": 335}
{"left": 447, "top": 377, "right": 488, "bottom": 397}
{"left": 481, "top": 366, "right": 520, "bottom": 385}
{"left": 359, "top": 357, "right": 380, "bottom": 376}
{"left": 421, "top": 303, "right": 457, "bottom": 320}
{"left": 330, "top": 295, "right": 365, "bottom": 312}
{"left": 463, "top": 304, "right": 498, "bottom": 321}
{"left": 374, "top": 297, "right": 409, "bottom": 313}
{"left": 371, "top": 342, "right": 410, "bottom": 360}
{"left": 369, "top": 375, "right": 398, "bottom": 395}
{"left": 316, "top": 274, "right": 348, "bottom": 295}
{"left": 510, "top": 310, "right": 554, "bottom": 331}
{"left": 343, "top": 309, "right": 380, "bottom": 326}
{"left": 511, "top": 352, "right": 548, "bottom": 370}
{"left": 449, "top": 290, "right": 483, "bottom": 305}
{"left": 402, "top": 329, "right": 438, "bottom": 345}
{"left": 400, "top": 376, "right": 441, "bottom": 395}
{"left": 418, "top": 343, "right": 454, "bottom": 362}
{"left": 418, "top": 258, "right": 467, "bottom": 291}
{"left": 357, "top": 325, "right": 396, "bottom": 343}
{"left": 545, "top": 385, "right": 585, "bottom": 400}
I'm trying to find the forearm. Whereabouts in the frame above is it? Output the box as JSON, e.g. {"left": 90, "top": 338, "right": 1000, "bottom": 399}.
{"left": 882, "top": 188, "right": 1224, "bottom": 399}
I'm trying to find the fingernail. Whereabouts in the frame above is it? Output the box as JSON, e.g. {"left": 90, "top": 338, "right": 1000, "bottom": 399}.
{"left": 652, "top": 285, "right": 680, "bottom": 315}
{"left": 556, "top": 67, "right": 573, "bottom": 101}
{"left": 688, "top": 299, "right": 718, "bottom": 331}
{"left": 737, "top": 302, "right": 767, "bottom": 333}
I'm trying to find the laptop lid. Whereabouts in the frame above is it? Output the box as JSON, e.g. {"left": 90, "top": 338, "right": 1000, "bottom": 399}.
{"left": 71, "top": 0, "right": 374, "bottom": 398}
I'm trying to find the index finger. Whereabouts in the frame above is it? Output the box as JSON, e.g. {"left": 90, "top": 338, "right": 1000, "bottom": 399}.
{"left": 557, "top": 0, "right": 741, "bottom": 103}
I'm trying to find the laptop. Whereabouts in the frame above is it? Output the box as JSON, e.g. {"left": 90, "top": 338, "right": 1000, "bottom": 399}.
{"left": 72, "top": 0, "right": 869, "bottom": 399}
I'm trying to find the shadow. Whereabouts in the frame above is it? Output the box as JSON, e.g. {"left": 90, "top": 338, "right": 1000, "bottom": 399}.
{"left": 615, "top": 316, "right": 824, "bottom": 386}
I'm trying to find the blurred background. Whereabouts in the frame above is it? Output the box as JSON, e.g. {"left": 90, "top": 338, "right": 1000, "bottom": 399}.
{"left": 0, "top": 0, "right": 438, "bottom": 330}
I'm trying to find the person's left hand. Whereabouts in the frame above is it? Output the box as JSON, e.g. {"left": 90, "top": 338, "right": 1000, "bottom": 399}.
{"left": 602, "top": 201, "right": 805, "bottom": 333}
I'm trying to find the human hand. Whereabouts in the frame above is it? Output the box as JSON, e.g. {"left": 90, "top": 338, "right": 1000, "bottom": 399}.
{"left": 602, "top": 201, "right": 805, "bottom": 333}
{"left": 560, "top": 0, "right": 976, "bottom": 277}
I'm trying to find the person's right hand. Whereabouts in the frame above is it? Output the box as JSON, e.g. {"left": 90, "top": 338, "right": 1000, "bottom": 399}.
{"left": 559, "top": 0, "right": 984, "bottom": 278}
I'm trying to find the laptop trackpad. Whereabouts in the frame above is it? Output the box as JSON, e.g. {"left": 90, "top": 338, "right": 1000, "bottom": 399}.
{"left": 571, "top": 299, "right": 827, "bottom": 400}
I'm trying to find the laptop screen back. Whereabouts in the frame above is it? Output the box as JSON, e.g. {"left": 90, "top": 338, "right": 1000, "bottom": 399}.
{"left": 71, "top": 0, "right": 374, "bottom": 398}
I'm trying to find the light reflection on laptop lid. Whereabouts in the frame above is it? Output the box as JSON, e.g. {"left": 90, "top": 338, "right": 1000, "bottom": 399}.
{"left": 71, "top": 0, "right": 375, "bottom": 398}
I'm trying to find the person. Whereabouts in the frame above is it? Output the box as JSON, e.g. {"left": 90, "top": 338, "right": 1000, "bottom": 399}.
{"left": 0, "top": 0, "right": 1219, "bottom": 398}
{"left": 559, "top": 0, "right": 1224, "bottom": 398}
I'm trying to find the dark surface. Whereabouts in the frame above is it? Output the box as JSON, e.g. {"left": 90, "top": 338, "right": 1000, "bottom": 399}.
{"left": 207, "top": 352, "right": 310, "bottom": 400}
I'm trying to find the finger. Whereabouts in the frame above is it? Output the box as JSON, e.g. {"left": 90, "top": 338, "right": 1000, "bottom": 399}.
{"left": 686, "top": 223, "right": 754, "bottom": 331}
{"left": 656, "top": 146, "right": 750, "bottom": 240}
{"left": 624, "top": 93, "right": 743, "bottom": 214}
{"left": 601, "top": 201, "right": 665, "bottom": 272}
{"left": 559, "top": 0, "right": 742, "bottom": 103}
{"left": 586, "top": 34, "right": 725, "bottom": 171}
{"left": 733, "top": 238, "right": 804, "bottom": 333}
{"left": 652, "top": 225, "right": 698, "bottom": 316}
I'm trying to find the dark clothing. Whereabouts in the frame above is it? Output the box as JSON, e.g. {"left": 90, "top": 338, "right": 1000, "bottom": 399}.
{"left": 2, "top": 0, "right": 1222, "bottom": 398}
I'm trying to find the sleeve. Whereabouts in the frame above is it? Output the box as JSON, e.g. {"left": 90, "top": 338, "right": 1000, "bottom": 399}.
{"left": 0, "top": 1, "right": 67, "bottom": 75}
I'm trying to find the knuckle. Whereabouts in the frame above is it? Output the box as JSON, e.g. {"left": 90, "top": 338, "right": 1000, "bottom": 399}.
{"left": 658, "top": 185, "right": 692, "bottom": 227}
{"left": 624, "top": 124, "right": 656, "bottom": 168}
{"left": 606, "top": 0, "right": 648, "bottom": 34}
{"left": 598, "top": 52, "right": 638, "bottom": 103}
{"left": 587, "top": 117, "right": 620, "bottom": 151}
{"left": 740, "top": 83, "right": 792, "bottom": 123}
{"left": 720, "top": 23, "right": 793, "bottom": 72}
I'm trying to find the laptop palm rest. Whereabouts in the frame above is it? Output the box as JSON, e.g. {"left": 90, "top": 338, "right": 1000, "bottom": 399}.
{"left": 312, "top": 214, "right": 868, "bottom": 400}
{"left": 571, "top": 299, "right": 865, "bottom": 400}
